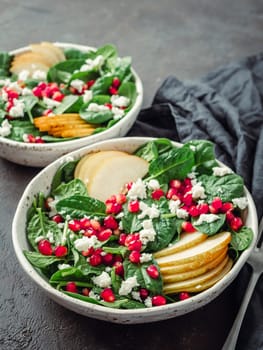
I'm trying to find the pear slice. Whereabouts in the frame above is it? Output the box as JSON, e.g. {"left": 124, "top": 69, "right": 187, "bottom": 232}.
{"left": 162, "top": 248, "right": 228, "bottom": 283}
{"left": 41, "top": 42, "right": 65, "bottom": 62}
{"left": 163, "top": 257, "right": 233, "bottom": 294}
{"left": 156, "top": 231, "right": 231, "bottom": 267}
{"left": 154, "top": 232, "right": 207, "bottom": 258}
{"left": 87, "top": 154, "right": 149, "bottom": 201}
{"left": 74, "top": 151, "right": 129, "bottom": 183}
{"left": 10, "top": 61, "right": 50, "bottom": 75}
{"left": 30, "top": 43, "right": 60, "bottom": 66}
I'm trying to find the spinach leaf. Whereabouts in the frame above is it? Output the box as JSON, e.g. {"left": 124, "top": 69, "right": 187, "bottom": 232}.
{"left": 91, "top": 74, "right": 114, "bottom": 95}
{"left": 47, "top": 59, "right": 86, "bottom": 83}
{"left": 27, "top": 192, "right": 46, "bottom": 221}
{"left": 96, "top": 44, "right": 117, "bottom": 61}
{"left": 0, "top": 52, "right": 12, "bottom": 76}
{"left": 69, "top": 70, "right": 98, "bottom": 84}
{"left": 53, "top": 95, "right": 81, "bottom": 114}
{"left": 64, "top": 48, "right": 95, "bottom": 60}
{"left": 80, "top": 108, "right": 113, "bottom": 124}
{"left": 24, "top": 251, "right": 61, "bottom": 269}
{"left": 147, "top": 144, "right": 195, "bottom": 184}
{"left": 55, "top": 195, "right": 106, "bottom": 219}
{"left": 198, "top": 173, "right": 244, "bottom": 202}
{"left": 230, "top": 226, "right": 254, "bottom": 251}
{"left": 189, "top": 140, "right": 218, "bottom": 174}
{"left": 21, "top": 95, "right": 39, "bottom": 123}
{"left": 134, "top": 138, "right": 174, "bottom": 162}
{"left": 41, "top": 135, "right": 74, "bottom": 142}
{"left": 192, "top": 213, "right": 226, "bottom": 236}
{"left": 107, "top": 56, "right": 132, "bottom": 81}
{"left": 124, "top": 260, "right": 163, "bottom": 294}
{"left": 52, "top": 179, "right": 88, "bottom": 201}
{"left": 8, "top": 120, "right": 40, "bottom": 141}
{"left": 27, "top": 209, "right": 63, "bottom": 251}
{"left": 118, "top": 82, "right": 137, "bottom": 111}
{"left": 51, "top": 160, "right": 79, "bottom": 194}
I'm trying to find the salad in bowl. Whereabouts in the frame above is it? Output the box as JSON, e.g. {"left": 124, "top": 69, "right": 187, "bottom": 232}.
{"left": 13, "top": 137, "right": 258, "bottom": 323}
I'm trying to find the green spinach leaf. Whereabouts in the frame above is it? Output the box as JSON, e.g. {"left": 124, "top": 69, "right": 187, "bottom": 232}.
{"left": 230, "top": 226, "right": 254, "bottom": 251}
{"left": 192, "top": 213, "right": 226, "bottom": 236}
{"left": 52, "top": 179, "right": 88, "bottom": 201}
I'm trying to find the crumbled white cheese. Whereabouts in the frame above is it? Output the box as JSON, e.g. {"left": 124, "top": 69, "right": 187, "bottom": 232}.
{"left": 131, "top": 291, "right": 142, "bottom": 302}
{"left": 232, "top": 197, "right": 248, "bottom": 210}
{"left": 139, "top": 253, "right": 152, "bottom": 263}
{"left": 80, "top": 55, "right": 105, "bottom": 72}
{"left": 34, "top": 235, "right": 44, "bottom": 243}
{"left": 32, "top": 70, "right": 47, "bottom": 80}
{"left": 89, "top": 290, "right": 100, "bottom": 300}
{"left": 0, "top": 119, "right": 12, "bottom": 137}
{"left": 46, "top": 230, "right": 55, "bottom": 243}
{"left": 70, "top": 79, "right": 84, "bottom": 93}
{"left": 9, "top": 98, "right": 25, "bottom": 118}
{"left": 58, "top": 263, "right": 72, "bottom": 270}
{"left": 111, "top": 95, "right": 130, "bottom": 108}
{"left": 74, "top": 235, "right": 99, "bottom": 251}
{"left": 191, "top": 183, "right": 206, "bottom": 199}
{"left": 147, "top": 179, "right": 160, "bottom": 190}
{"left": 1, "top": 88, "right": 8, "bottom": 101}
{"left": 194, "top": 213, "right": 220, "bottom": 225}
{"left": 86, "top": 102, "right": 110, "bottom": 112}
{"left": 190, "top": 145, "right": 196, "bottom": 152}
{"left": 92, "top": 271, "right": 112, "bottom": 288}
{"left": 8, "top": 82, "right": 23, "bottom": 94}
{"left": 112, "top": 106, "right": 125, "bottom": 120}
{"left": 127, "top": 179, "right": 147, "bottom": 200}
{"left": 22, "top": 87, "right": 33, "bottom": 96}
{"left": 138, "top": 201, "right": 160, "bottom": 220}
{"left": 18, "top": 70, "right": 30, "bottom": 81}
{"left": 144, "top": 297, "right": 153, "bottom": 308}
{"left": 43, "top": 97, "right": 61, "bottom": 109}
{"left": 212, "top": 166, "right": 233, "bottom": 177}
{"left": 119, "top": 276, "right": 139, "bottom": 296}
{"left": 139, "top": 219, "right": 156, "bottom": 245}
{"left": 176, "top": 208, "right": 189, "bottom": 219}
{"left": 168, "top": 199, "right": 181, "bottom": 214}
{"left": 82, "top": 90, "right": 93, "bottom": 104}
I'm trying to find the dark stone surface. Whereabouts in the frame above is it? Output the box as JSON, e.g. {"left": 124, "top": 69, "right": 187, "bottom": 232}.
{"left": 0, "top": 1, "right": 262, "bottom": 349}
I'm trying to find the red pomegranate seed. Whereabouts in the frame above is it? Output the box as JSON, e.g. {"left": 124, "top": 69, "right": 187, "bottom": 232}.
{"left": 68, "top": 219, "right": 81, "bottom": 232}
{"left": 82, "top": 288, "right": 90, "bottom": 296}
{"left": 182, "top": 193, "right": 193, "bottom": 206}
{"left": 139, "top": 288, "right": 149, "bottom": 300}
{"left": 182, "top": 221, "right": 196, "bottom": 233}
{"left": 169, "top": 179, "right": 182, "bottom": 189}
{"left": 79, "top": 217, "right": 91, "bottom": 229}
{"left": 108, "top": 86, "right": 118, "bottom": 95}
{"left": 54, "top": 245, "right": 68, "bottom": 257}
{"left": 7, "top": 90, "right": 19, "bottom": 99}
{"left": 102, "top": 252, "right": 114, "bottom": 265}
{"left": 112, "top": 77, "right": 121, "bottom": 88}
{"left": 89, "top": 254, "right": 102, "bottom": 266}
{"left": 126, "top": 182, "right": 133, "bottom": 191}
{"left": 106, "top": 202, "right": 122, "bottom": 214}
{"left": 128, "top": 200, "right": 140, "bottom": 213}
{"left": 116, "top": 193, "right": 127, "bottom": 204}
{"left": 38, "top": 82, "right": 47, "bottom": 90}
{"left": 43, "top": 109, "right": 53, "bottom": 116}
{"left": 197, "top": 203, "right": 209, "bottom": 214}
{"left": 179, "top": 292, "right": 190, "bottom": 301}
{"left": 97, "top": 228, "right": 112, "bottom": 241}
{"left": 166, "top": 188, "right": 180, "bottom": 200}
{"left": 100, "top": 288, "right": 115, "bottom": 302}
{"left": 105, "top": 195, "right": 117, "bottom": 204}
{"left": 104, "top": 216, "right": 118, "bottom": 230}
{"left": 230, "top": 217, "right": 243, "bottom": 231}
{"left": 127, "top": 240, "right": 142, "bottom": 252}
{"left": 28, "top": 134, "right": 36, "bottom": 143}
{"left": 211, "top": 197, "right": 223, "bottom": 210}
{"left": 32, "top": 86, "right": 43, "bottom": 97}
{"left": 226, "top": 211, "right": 235, "bottom": 222}
{"left": 125, "top": 233, "right": 140, "bottom": 246}
{"left": 209, "top": 204, "right": 219, "bottom": 214}
{"left": 118, "top": 233, "right": 127, "bottom": 245}
{"left": 183, "top": 178, "right": 192, "bottom": 187}
{"left": 90, "top": 219, "right": 101, "bottom": 231}
{"left": 52, "top": 214, "right": 64, "bottom": 223}
{"left": 35, "top": 136, "right": 45, "bottom": 144}
{"left": 83, "top": 228, "right": 97, "bottom": 237}
{"left": 152, "top": 295, "right": 166, "bottom": 306}
{"left": 146, "top": 265, "right": 159, "bottom": 279}
{"left": 38, "top": 239, "right": 53, "bottom": 255}
{"left": 66, "top": 282, "right": 78, "bottom": 293}
{"left": 221, "top": 202, "right": 234, "bottom": 213}
{"left": 87, "top": 80, "right": 95, "bottom": 88}
{"left": 151, "top": 189, "right": 165, "bottom": 200}
{"left": 188, "top": 205, "right": 199, "bottom": 217}
{"left": 129, "top": 250, "right": 141, "bottom": 263}
{"left": 104, "top": 102, "right": 112, "bottom": 109}
{"left": 82, "top": 247, "right": 95, "bottom": 257}
{"left": 113, "top": 261, "right": 124, "bottom": 276}
{"left": 52, "top": 91, "right": 64, "bottom": 102}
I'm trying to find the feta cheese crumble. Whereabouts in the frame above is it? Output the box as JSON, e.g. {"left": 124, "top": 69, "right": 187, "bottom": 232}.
{"left": 191, "top": 183, "right": 206, "bottom": 199}
{"left": 0, "top": 119, "right": 12, "bottom": 137}
{"left": 127, "top": 178, "right": 147, "bottom": 200}
{"left": 70, "top": 79, "right": 85, "bottom": 93}
{"left": 147, "top": 179, "right": 160, "bottom": 190}
{"left": 82, "top": 90, "right": 93, "bottom": 104}
{"left": 58, "top": 263, "right": 72, "bottom": 270}
{"left": 74, "top": 235, "right": 99, "bottom": 252}
{"left": 119, "top": 276, "right": 139, "bottom": 296}
{"left": 111, "top": 95, "right": 130, "bottom": 108}
{"left": 176, "top": 208, "right": 189, "bottom": 219}
{"left": 232, "top": 197, "right": 248, "bottom": 210}
{"left": 139, "top": 219, "right": 156, "bottom": 244}
{"left": 139, "top": 253, "right": 152, "bottom": 263}
{"left": 92, "top": 271, "right": 112, "bottom": 288}
{"left": 9, "top": 98, "right": 25, "bottom": 118}
{"left": 80, "top": 55, "right": 104, "bottom": 72}
{"left": 194, "top": 214, "right": 220, "bottom": 225}
{"left": 32, "top": 70, "right": 47, "bottom": 80}
{"left": 86, "top": 102, "right": 110, "bottom": 112}
{"left": 43, "top": 97, "right": 61, "bottom": 109}
{"left": 138, "top": 201, "right": 160, "bottom": 219}
{"left": 144, "top": 296, "right": 153, "bottom": 308}
{"left": 212, "top": 166, "right": 233, "bottom": 177}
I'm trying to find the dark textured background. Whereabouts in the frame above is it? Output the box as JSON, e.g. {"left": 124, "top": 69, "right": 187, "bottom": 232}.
{"left": 0, "top": 1, "right": 262, "bottom": 349}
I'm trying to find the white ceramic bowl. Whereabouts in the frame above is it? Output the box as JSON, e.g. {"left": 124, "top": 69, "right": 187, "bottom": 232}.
{"left": 12, "top": 137, "right": 258, "bottom": 324}
{"left": 0, "top": 43, "right": 143, "bottom": 167}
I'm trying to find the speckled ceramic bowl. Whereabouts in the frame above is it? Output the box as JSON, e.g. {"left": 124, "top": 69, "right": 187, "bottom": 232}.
{"left": 0, "top": 43, "right": 143, "bottom": 167}
{"left": 12, "top": 137, "right": 258, "bottom": 324}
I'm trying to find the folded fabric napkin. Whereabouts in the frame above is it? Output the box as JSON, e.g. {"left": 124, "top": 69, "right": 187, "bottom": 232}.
{"left": 128, "top": 53, "right": 263, "bottom": 350}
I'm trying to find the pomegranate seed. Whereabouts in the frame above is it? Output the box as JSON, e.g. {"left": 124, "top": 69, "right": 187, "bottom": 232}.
{"left": 102, "top": 252, "right": 114, "bottom": 265}
{"left": 28, "top": 134, "right": 36, "bottom": 143}
{"left": 169, "top": 179, "right": 182, "bottom": 189}
{"left": 66, "top": 282, "right": 78, "bottom": 293}
{"left": 146, "top": 265, "right": 159, "bottom": 279}
{"left": 151, "top": 189, "right": 165, "bottom": 200}
{"left": 54, "top": 245, "right": 68, "bottom": 257}
{"left": 197, "top": 203, "right": 209, "bottom": 214}
{"left": 114, "top": 254, "right": 123, "bottom": 263}
{"left": 226, "top": 211, "right": 235, "bottom": 222}
{"left": 113, "top": 261, "right": 124, "bottom": 276}
{"left": 52, "top": 91, "right": 64, "bottom": 102}
{"left": 125, "top": 233, "right": 140, "bottom": 246}
{"left": 32, "top": 86, "right": 43, "bottom": 97}
{"left": 100, "top": 288, "right": 115, "bottom": 302}
{"left": 98, "top": 229, "right": 112, "bottom": 241}
{"left": 82, "top": 247, "right": 95, "bottom": 257}
{"left": 35, "top": 136, "right": 45, "bottom": 144}
{"left": 105, "top": 195, "right": 117, "bottom": 204}
{"left": 209, "top": 204, "right": 219, "bottom": 214}
{"left": 118, "top": 233, "right": 127, "bottom": 245}
{"left": 126, "top": 182, "right": 133, "bottom": 191}
{"left": 230, "top": 217, "right": 243, "bottom": 231}
{"left": 179, "top": 292, "right": 190, "bottom": 301}
{"left": 112, "top": 77, "right": 121, "bottom": 88}
{"left": 87, "top": 80, "right": 95, "bottom": 88}
{"left": 127, "top": 240, "right": 142, "bottom": 252}
{"left": 52, "top": 214, "right": 63, "bottom": 223}
{"left": 108, "top": 86, "right": 118, "bottom": 95}
{"left": 106, "top": 202, "right": 122, "bottom": 214}
{"left": 182, "top": 221, "right": 196, "bottom": 233}
{"left": 89, "top": 254, "right": 102, "bottom": 266}
{"left": 90, "top": 219, "right": 101, "bottom": 231}
{"left": 183, "top": 178, "right": 192, "bottom": 187}
{"left": 129, "top": 250, "right": 141, "bottom": 263}
{"left": 221, "top": 202, "right": 234, "bottom": 213}
{"left": 79, "top": 217, "right": 91, "bottom": 229}
{"left": 83, "top": 228, "right": 97, "bottom": 237}
{"left": 43, "top": 109, "right": 53, "bottom": 116}
{"left": 188, "top": 205, "right": 199, "bottom": 217}
{"left": 128, "top": 200, "right": 140, "bottom": 213}
{"left": 182, "top": 193, "right": 193, "bottom": 206}
{"left": 104, "top": 103, "right": 112, "bottom": 109}
{"left": 68, "top": 219, "right": 81, "bottom": 232}
{"left": 38, "top": 239, "right": 53, "bottom": 255}
{"left": 82, "top": 288, "right": 90, "bottom": 296}
{"left": 116, "top": 193, "right": 127, "bottom": 204}
{"left": 211, "top": 197, "right": 223, "bottom": 210}
{"left": 38, "top": 82, "right": 47, "bottom": 90}
{"left": 7, "top": 90, "right": 19, "bottom": 99}
{"left": 139, "top": 288, "right": 149, "bottom": 300}
{"left": 103, "top": 216, "right": 118, "bottom": 230}
{"left": 166, "top": 188, "right": 180, "bottom": 201}
{"left": 6, "top": 100, "right": 14, "bottom": 112}
{"left": 152, "top": 295, "right": 166, "bottom": 306}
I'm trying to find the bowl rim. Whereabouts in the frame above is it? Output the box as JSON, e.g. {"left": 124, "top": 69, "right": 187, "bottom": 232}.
{"left": 0, "top": 42, "right": 143, "bottom": 150}
{"left": 12, "top": 136, "right": 259, "bottom": 319}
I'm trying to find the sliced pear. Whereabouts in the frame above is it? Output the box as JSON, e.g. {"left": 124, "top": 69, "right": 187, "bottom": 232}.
{"left": 156, "top": 231, "right": 231, "bottom": 267}
{"left": 162, "top": 248, "right": 228, "bottom": 283}
{"left": 87, "top": 154, "right": 149, "bottom": 201}
{"left": 160, "top": 246, "right": 228, "bottom": 275}
{"left": 10, "top": 61, "right": 50, "bottom": 75}
{"left": 154, "top": 232, "right": 207, "bottom": 258}
{"left": 74, "top": 151, "right": 128, "bottom": 182}
{"left": 30, "top": 43, "right": 59, "bottom": 66}
{"left": 41, "top": 41, "right": 66, "bottom": 62}
{"left": 163, "top": 257, "right": 233, "bottom": 294}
